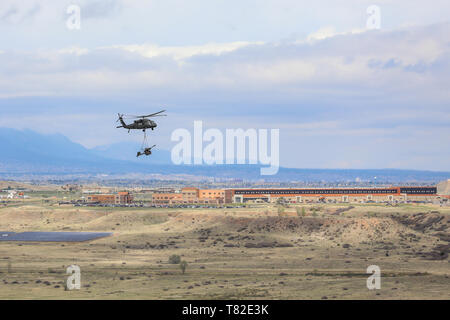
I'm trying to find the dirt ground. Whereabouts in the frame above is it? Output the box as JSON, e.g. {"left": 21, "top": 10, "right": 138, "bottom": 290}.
{"left": 0, "top": 202, "right": 449, "bottom": 299}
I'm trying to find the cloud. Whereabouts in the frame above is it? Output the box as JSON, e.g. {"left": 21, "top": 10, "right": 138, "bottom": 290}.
{"left": 0, "top": 2, "right": 41, "bottom": 24}
{"left": 0, "top": 21, "right": 449, "bottom": 170}
{"left": 306, "top": 26, "right": 365, "bottom": 42}
{"left": 81, "top": 0, "right": 121, "bottom": 19}
{"left": 2, "top": 1, "right": 450, "bottom": 51}
{"left": 0, "top": 0, "right": 120, "bottom": 24}
{"left": 1, "top": 22, "right": 449, "bottom": 103}
{"left": 111, "top": 41, "right": 264, "bottom": 63}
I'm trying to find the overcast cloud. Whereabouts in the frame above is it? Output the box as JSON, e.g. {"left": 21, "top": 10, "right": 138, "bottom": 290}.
{"left": 0, "top": 1, "right": 449, "bottom": 170}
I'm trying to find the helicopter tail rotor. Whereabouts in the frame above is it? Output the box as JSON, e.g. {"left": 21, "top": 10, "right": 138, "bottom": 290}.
{"left": 116, "top": 113, "right": 127, "bottom": 128}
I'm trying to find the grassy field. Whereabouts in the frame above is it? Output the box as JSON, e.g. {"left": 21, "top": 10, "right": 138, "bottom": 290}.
{"left": 0, "top": 201, "right": 449, "bottom": 299}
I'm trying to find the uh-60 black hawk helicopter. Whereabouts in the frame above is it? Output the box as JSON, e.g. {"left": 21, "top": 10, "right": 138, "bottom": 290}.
{"left": 116, "top": 110, "right": 166, "bottom": 157}
{"left": 116, "top": 110, "right": 166, "bottom": 132}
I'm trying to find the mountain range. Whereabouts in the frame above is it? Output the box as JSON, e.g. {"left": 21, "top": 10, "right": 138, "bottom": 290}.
{"left": 0, "top": 127, "right": 448, "bottom": 183}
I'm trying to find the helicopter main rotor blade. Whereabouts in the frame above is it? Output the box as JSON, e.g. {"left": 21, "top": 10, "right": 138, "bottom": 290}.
{"left": 119, "top": 110, "right": 166, "bottom": 119}
{"left": 121, "top": 115, "right": 140, "bottom": 119}
{"left": 148, "top": 114, "right": 166, "bottom": 117}
{"left": 138, "top": 110, "right": 167, "bottom": 118}
{"left": 121, "top": 114, "right": 164, "bottom": 119}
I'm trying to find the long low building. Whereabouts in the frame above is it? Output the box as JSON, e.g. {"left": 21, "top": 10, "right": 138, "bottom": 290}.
{"left": 86, "top": 192, "right": 133, "bottom": 204}
{"left": 148, "top": 185, "right": 446, "bottom": 205}
{"left": 139, "top": 180, "right": 450, "bottom": 205}
{"left": 152, "top": 187, "right": 225, "bottom": 205}
{"left": 225, "top": 186, "right": 440, "bottom": 203}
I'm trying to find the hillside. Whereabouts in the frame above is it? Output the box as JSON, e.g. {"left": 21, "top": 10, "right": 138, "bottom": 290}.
{"left": 0, "top": 202, "right": 448, "bottom": 299}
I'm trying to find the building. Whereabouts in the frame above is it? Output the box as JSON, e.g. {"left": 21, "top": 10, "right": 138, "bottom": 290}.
{"left": 152, "top": 192, "right": 182, "bottom": 204}
{"left": 86, "top": 192, "right": 133, "bottom": 204}
{"left": 152, "top": 187, "right": 225, "bottom": 205}
{"left": 182, "top": 187, "right": 199, "bottom": 203}
{"left": 226, "top": 186, "right": 438, "bottom": 204}
{"left": 199, "top": 189, "right": 225, "bottom": 204}
{"left": 149, "top": 183, "right": 447, "bottom": 205}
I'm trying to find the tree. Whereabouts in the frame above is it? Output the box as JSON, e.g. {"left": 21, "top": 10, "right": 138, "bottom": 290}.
{"left": 180, "top": 261, "right": 188, "bottom": 274}
{"left": 168, "top": 254, "right": 181, "bottom": 264}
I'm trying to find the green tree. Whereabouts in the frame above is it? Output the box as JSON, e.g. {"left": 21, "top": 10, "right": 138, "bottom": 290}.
{"left": 168, "top": 254, "right": 181, "bottom": 264}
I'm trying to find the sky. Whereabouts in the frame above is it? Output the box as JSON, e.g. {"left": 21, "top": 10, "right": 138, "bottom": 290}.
{"left": 0, "top": 0, "right": 449, "bottom": 171}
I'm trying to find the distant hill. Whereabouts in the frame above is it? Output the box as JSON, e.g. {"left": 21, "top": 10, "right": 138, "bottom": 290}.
{"left": 0, "top": 127, "right": 126, "bottom": 173}
{"left": 0, "top": 180, "right": 58, "bottom": 191}
{"left": 0, "top": 127, "right": 448, "bottom": 183}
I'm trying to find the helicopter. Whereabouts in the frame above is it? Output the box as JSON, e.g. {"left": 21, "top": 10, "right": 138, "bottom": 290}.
{"left": 116, "top": 110, "right": 166, "bottom": 132}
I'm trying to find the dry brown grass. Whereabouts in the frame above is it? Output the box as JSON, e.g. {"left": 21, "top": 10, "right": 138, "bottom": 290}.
{"left": 0, "top": 203, "right": 449, "bottom": 299}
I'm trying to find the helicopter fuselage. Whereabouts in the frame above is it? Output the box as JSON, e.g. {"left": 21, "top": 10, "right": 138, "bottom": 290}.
{"left": 118, "top": 117, "right": 157, "bottom": 131}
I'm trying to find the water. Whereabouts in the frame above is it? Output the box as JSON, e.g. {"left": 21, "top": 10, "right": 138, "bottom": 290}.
{"left": 0, "top": 231, "right": 112, "bottom": 242}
